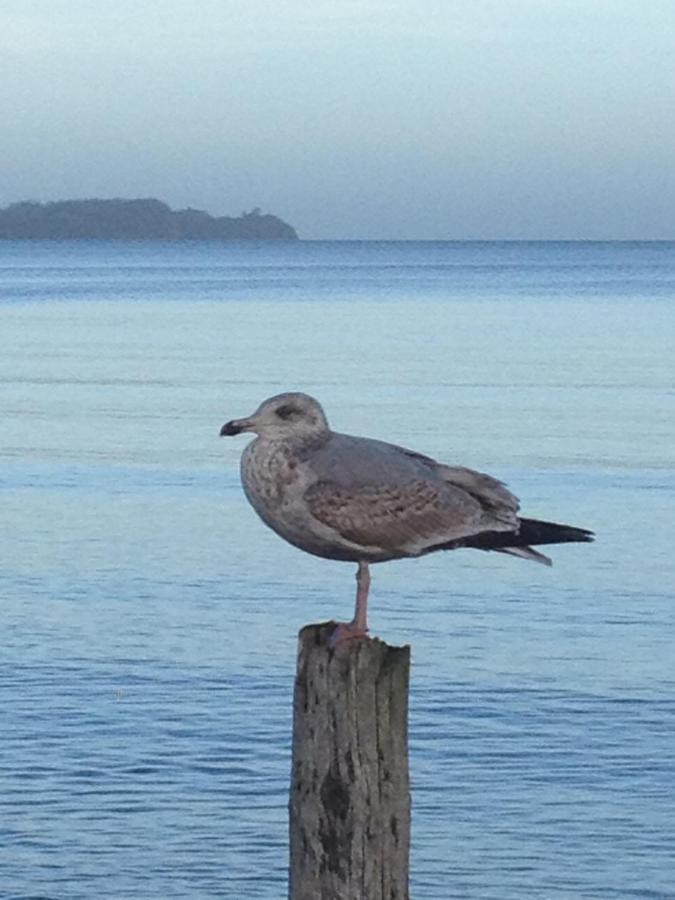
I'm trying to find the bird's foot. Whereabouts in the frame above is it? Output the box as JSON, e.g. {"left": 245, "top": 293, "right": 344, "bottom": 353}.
{"left": 329, "top": 621, "right": 369, "bottom": 647}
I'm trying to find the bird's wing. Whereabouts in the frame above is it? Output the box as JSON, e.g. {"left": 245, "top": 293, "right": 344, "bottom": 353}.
{"left": 304, "top": 476, "right": 486, "bottom": 553}
{"left": 423, "top": 463, "right": 520, "bottom": 528}
{"left": 302, "top": 433, "right": 517, "bottom": 554}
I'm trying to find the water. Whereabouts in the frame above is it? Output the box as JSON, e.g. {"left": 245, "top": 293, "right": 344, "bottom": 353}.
{"left": 1, "top": 240, "right": 674, "bottom": 899}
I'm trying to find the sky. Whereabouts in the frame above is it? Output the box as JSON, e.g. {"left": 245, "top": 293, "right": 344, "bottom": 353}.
{"left": 1, "top": 0, "right": 674, "bottom": 239}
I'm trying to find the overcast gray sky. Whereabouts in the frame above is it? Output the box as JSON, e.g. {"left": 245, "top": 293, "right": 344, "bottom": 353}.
{"left": 1, "top": 0, "right": 674, "bottom": 239}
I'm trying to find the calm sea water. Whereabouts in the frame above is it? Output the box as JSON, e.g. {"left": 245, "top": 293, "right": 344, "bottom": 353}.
{"left": 1, "top": 240, "right": 674, "bottom": 899}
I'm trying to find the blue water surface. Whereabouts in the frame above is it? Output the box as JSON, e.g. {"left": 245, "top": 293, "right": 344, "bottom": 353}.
{"left": 1, "top": 241, "right": 674, "bottom": 899}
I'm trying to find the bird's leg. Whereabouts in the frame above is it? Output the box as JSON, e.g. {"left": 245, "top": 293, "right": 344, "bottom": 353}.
{"left": 330, "top": 561, "right": 370, "bottom": 646}
{"left": 353, "top": 560, "right": 370, "bottom": 632}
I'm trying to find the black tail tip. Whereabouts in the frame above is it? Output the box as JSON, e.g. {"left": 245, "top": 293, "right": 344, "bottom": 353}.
{"left": 517, "top": 519, "right": 595, "bottom": 546}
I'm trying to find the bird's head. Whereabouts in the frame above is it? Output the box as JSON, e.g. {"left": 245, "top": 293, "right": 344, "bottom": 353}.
{"left": 220, "top": 392, "right": 330, "bottom": 441}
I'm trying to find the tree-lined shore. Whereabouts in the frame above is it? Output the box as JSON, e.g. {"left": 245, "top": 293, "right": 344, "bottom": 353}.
{"left": 0, "top": 198, "right": 298, "bottom": 240}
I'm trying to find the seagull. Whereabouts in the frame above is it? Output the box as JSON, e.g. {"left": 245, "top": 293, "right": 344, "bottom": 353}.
{"left": 220, "top": 392, "right": 593, "bottom": 643}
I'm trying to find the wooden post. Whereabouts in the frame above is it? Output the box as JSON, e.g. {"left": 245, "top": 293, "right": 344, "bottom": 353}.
{"left": 289, "top": 622, "right": 411, "bottom": 900}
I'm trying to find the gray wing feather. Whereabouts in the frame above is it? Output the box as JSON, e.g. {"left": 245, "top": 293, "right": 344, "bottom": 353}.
{"left": 303, "top": 432, "right": 518, "bottom": 553}
{"left": 305, "top": 433, "right": 430, "bottom": 487}
{"left": 432, "top": 465, "right": 519, "bottom": 527}
{"left": 305, "top": 477, "right": 484, "bottom": 551}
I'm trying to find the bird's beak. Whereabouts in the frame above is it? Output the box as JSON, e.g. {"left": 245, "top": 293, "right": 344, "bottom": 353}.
{"left": 220, "top": 418, "right": 251, "bottom": 437}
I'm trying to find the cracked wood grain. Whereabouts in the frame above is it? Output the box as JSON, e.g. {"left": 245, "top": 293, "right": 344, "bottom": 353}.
{"left": 289, "top": 622, "right": 411, "bottom": 900}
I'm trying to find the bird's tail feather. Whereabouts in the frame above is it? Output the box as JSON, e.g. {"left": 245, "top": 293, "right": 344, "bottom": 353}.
{"left": 510, "top": 518, "right": 594, "bottom": 547}
{"left": 424, "top": 517, "right": 593, "bottom": 564}
{"left": 495, "top": 546, "right": 553, "bottom": 566}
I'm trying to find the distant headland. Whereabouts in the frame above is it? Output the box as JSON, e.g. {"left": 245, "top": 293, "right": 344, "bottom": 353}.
{"left": 0, "top": 198, "right": 298, "bottom": 240}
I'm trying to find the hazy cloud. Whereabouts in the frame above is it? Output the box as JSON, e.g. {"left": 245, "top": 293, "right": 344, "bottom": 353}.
{"left": 1, "top": 0, "right": 674, "bottom": 237}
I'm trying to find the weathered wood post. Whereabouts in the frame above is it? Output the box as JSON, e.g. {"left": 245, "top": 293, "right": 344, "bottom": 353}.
{"left": 289, "top": 622, "right": 411, "bottom": 900}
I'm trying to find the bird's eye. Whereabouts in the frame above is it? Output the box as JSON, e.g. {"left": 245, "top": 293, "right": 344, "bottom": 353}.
{"left": 275, "top": 404, "right": 297, "bottom": 420}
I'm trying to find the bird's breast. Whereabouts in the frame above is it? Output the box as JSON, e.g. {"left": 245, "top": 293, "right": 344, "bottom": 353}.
{"left": 241, "top": 439, "right": 306, "bottom": 524}
{"left": 238, "top": 437, "right": 391, "bottom": 562}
